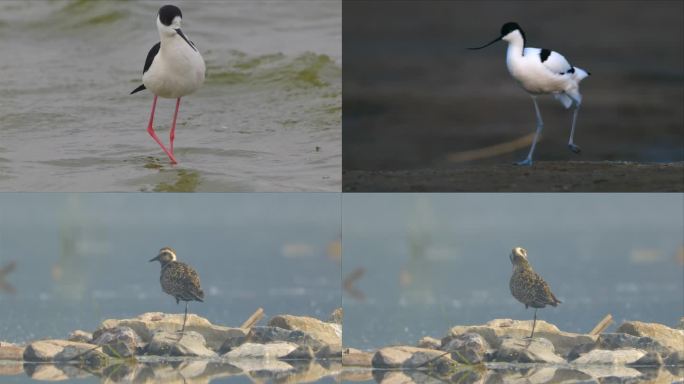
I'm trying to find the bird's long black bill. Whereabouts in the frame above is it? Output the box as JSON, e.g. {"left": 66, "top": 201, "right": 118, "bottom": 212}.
{"left": 468, "top": 36, "right": 502, "bottom": 50}
{"left": 175, "top": 28, "right": 197, "bottom": 52}
{"left": 149, "top": 255, "right": 159, "bottom": 262}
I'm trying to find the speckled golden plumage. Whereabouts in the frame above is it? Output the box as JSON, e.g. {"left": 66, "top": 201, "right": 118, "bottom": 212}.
{"left": 150, "top": 247, "right": 204, "bottom": 337}
{"left": 509, "top": 247, "right": 560, "bottom": 337}
{"left": 160, "top": 260, "right": 204, "bottom": 303}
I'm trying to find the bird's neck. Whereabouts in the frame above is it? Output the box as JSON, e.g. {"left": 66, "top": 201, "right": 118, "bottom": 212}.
{"left": 513, "top": 260, "right": 531, "bottom": 273}
{"left": 505, "top": 37, "right": 525, "bottom": 60}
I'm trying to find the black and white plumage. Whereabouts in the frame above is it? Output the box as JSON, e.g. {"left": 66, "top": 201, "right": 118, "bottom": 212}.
{"left": 470, "top": 22, "right": 590, "bottom": 165}
{"left": 149, "top": 247, "right": 204, "bottom": 338}
{"left": 509, "top": 247, "right": 561, "bottom": 338}
{"left": 131, "top": 4, "right": 206, "bottom": 164}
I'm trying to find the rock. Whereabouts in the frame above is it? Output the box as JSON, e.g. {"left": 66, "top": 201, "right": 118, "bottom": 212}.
{"left": 282, "top": 345, "right": 315, "bottom": 360}
{"left": 147, "top": 330, "right": 216, "bottom": 357}
{"left": 628, "top": 351, "right": 663, "bottom": 366}
{"left": 67, "top": 330, "right": 92, "bottom": 343}
{"left": 98, "top": 312, "right": 245, "bottom": 351}
{"left": 573, "top": 348, "right": 646, "bottom": 365}
{"left": 56, "top": 346, "right": 108, "bottom": 368}
{"left": 268, "top": 314, "right": 341, "bottom": 348}
{"left": 23, "top": 340, "right": 100, "bottom": 362}
{"left": 92, "top": 326, "right": 140, "bottom": 358}
{"left": 444, "top": 318, "right": 596, "bottom": 357}
{"left": 343, "top": 348, "right": 373, "bottom": 367}
{"left": 371, "top": 346, "right": 451, "bottom": 369}
{"left": 676, "top": 317, "right": 684, "bottom": 330}
{"left": 442, "top": 332, "right": 489, "bottom": 364}
{"left": 665, "top": 350, "right": 684, "bottom": 365}
{"left": 328, "top": 307, "right": 343, "bottom": 324}
{"left": 417, "top": 336, "right": 441, "bottom": 350}
{"left": 315, "top": 344, "right": 342, "bottom": 359}
{"left": 616, "top": 321, "right": 684, "bottom": 352}
{"left": 495, "top": 337, "right": 565, "bottom": 363}
{"left": 217, "top": 334, "right": 247, "bottom": 354}
{"left": 244, "top": 326, "right": 325, "bottom": 351}
{"left": 223, "top": 342, "right": 298, "bottom": 359}
{"left": 0, "top": 343, "right": 24, "bottom": 360}
{"left": 598, "top": 332, "right": 672, "bottom": 354}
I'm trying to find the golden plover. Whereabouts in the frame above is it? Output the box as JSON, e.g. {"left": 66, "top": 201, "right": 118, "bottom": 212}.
{"left": 509, "top": 247, "right": 561, "bottom": 338}
{"left": 150, "top": 247, "right": 204, "bottom": 338}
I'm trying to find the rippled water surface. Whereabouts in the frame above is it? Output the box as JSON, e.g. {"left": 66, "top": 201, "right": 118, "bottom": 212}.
{"left": 0, "top": 0, "right": 341, "bottom": 191}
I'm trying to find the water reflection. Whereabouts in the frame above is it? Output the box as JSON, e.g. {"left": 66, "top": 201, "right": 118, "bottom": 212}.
{"left": 5, "top": 359, "right": 341, "bottom": 383}
{"left": 352, "top": 365, "right": 684, "bottom": 384}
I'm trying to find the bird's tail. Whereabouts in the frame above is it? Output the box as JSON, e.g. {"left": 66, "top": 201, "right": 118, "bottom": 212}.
{"left": 193, "top": 288, "right": 204, "bottom": 302}
{"left": 573, "top": 67, "right": 590, "bottom": 82}
{"left": 130, "top": 84, "right": 146, "bottom": 94}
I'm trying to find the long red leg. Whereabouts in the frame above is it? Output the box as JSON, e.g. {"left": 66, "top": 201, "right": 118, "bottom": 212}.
{"left": 170, "top": 97, "right": 181, "bottom": 157}
{"left": 146, "top": 95, "right": 178, "bottom": 164}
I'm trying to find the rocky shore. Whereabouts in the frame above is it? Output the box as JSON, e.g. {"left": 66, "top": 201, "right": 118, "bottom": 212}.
{"left": 343, "top": 318, "right": 684, "bottom": 383}
{"left": 0, "top": 308, "right": 342, "bottom": 382}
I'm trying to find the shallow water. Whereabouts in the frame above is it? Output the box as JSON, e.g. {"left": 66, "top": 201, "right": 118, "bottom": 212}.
{"left": 342, "top": 194, "right": 684, "bottom": 350}
{"left": 0, "top": 0, "right": 341, "bottom": 191}
{"left": 1, "top": 359, "right": 342, "bottom": 383}
{"left": 0, "top": 193, "right": 341, "bottom": 343}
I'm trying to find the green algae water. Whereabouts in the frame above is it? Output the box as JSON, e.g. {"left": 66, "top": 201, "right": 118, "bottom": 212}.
{"left": 0, "top": 0, "right": 341, "bottom": 191}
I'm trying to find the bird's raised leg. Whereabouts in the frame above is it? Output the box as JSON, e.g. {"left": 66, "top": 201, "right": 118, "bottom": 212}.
{"left": 169, "top": 97, "right": 181, "bottom": 160}
{"left": 146, "top": 95, "right": 178, "bottom": 164}
{"left": 529, "top": 308, "right": 538, "bottom": 338}
{"left": 568, "top": 104, "right": 582, "bottom": 154}
{"left": 517, "top": 96, "right": 543, "bottom": 166}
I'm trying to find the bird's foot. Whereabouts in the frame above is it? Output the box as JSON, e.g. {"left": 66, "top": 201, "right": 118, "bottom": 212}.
{"left": 515, "top": 158, "right": 533, "bottom": 166}
{"left": 568, "top": 143, "right": 582, "bottom": 154}
{"left": 167, "top": 154, "right": 179, "bottom": 165}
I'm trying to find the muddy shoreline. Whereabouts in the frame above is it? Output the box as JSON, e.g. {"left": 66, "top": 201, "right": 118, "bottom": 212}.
{"left": 343, "top": 162, "right": 684, "bottom": 192}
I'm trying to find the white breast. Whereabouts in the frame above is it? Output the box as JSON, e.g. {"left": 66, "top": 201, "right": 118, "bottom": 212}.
{"left": 143, "top": 36, "right": 205, "bottom": 99}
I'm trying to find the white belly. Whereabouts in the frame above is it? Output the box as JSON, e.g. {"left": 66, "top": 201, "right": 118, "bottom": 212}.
{"left": 507, "top": 57, "right": 569, "bottom": 95}
{"left": 143, "top": 39, "right": 205, "bottom": 99}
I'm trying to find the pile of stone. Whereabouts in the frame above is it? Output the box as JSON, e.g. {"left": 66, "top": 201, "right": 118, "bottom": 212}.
{"left": 0, "top": 308, "right": 342, "bottom": 368}
{"left": 344, "top": 318, "right": 684, "bottom": 369}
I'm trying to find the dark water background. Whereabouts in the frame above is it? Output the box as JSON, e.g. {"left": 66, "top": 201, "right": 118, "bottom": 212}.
{"left": 342, "top": 194, "right": 684, "bottom": 350}
{"left": 343, "top": 0, "right": 684, "bottom": 170}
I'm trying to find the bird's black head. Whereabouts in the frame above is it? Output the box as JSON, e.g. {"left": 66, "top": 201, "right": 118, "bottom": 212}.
{"left": 501, "top": 22, "right": 525, "bottom": 43}
{"left": 159, "top": 4, "right": 182, "bottom": 26}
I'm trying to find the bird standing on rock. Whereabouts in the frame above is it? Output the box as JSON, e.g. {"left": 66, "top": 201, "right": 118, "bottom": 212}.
{"left": 509, "top": 247, "right": 561, "bottom": 338}
{"left": 150, "top": 247, "right": 204, "bottom": 339}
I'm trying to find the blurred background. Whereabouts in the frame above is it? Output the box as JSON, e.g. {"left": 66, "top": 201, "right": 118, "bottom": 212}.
{"left": 342, "top": 194, "right": 684, "bottom": 350}
{"left": 343, "top": 0, "right": 683, "bottom": 170}
{"left": 0, "top": 193, "right": 341, "bottom": 343}
{"left": 0, "top": 0, "right": 341, "bottom": 192}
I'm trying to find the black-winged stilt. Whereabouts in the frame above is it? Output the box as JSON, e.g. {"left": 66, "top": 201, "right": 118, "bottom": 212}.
{"left": 470, "top": 22, "right": 590, "bottom": 166}
{"left": 131, "top": 4, "right": 206, "bottom": 164}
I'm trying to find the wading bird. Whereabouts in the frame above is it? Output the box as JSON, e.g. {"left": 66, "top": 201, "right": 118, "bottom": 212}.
{"left": 509, "top": 247, "right": 561, "bottom": 338}
{"left": 469, "top": 22, "right": 590, "bottom": 165}
{"left": 150, "top": 247, "right": 204, "bottom": 338}
{"left": 131, "top": 4, "right": 206, "bottom": 164}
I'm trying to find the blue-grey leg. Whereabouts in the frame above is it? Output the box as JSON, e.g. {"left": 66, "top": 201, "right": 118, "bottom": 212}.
{"left": 530, "top": 308, "right": 538, "bottom": 338}
{"left": 517, "top": 96, "right": 543, "bottom": 166}
{"left": 568, "top": 105, "right": 581, "bottom": 153}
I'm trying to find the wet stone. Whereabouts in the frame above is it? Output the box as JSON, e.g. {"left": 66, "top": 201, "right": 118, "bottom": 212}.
{"left": 616, "top": 321, "right": 684, "bottom": 352}
{"left": 416, "top": 336, "right": 441, "bottom": 350}
{"left": 146, "top": 330, "right": 216, "bottom": 358}
{"left": 92, "top": 326, "right": 140, "bottom": 358}
{"left": 247, "top": 326, "right": 325, "bottom": 351}
{"left": 442, "top": 332, "right": 489, "bottom": 364}
{"left": 573, "top": 348, "right": 646, "bottom": 365}
{"left": 223, "top": 342, "right": 298, "bottom": 359}
{"left": 282, "top": 345, "right": 315, "bottom": 360}
{"left": 495, "top": 337, "right": 565, "bottom": 363}
{"left": 628, "top": 351, "right": 663, "bottom": 366}
{"left": 67, "top": 330, "right": 93, "bottom": 343}
{"left": 599, "top": 333, "right": 672, "bottom": 355}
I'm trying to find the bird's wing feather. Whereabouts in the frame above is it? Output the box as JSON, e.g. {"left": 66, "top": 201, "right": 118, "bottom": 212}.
{"left": 524, "top": 47, "right": 573, "bottom": 75}
{"left": 143, "top": 42, "right": 161, "bottom": 74}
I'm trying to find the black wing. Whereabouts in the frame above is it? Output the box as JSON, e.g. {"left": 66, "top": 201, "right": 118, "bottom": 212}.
{"left": 130, "top": 42, "right": 161, "bottom": 95}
